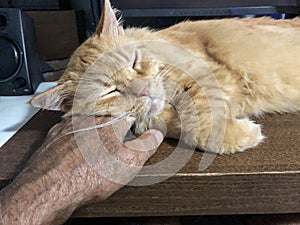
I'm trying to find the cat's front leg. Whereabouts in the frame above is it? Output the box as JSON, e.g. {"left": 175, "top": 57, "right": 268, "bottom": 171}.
{"left": 197, "top": 116, "right": 265, "bottom": 154}
{"left": 151, "top": 103, "right": 181, "bottom": 139}
{"left": 134, "top": 103, "right": 181, "bottom": 139}
{"left": 151, "top": 105, "right": 264, "bottom": 154}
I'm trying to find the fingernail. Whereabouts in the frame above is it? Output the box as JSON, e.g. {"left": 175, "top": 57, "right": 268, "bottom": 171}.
{"left": 153, "top": 130, "right": 164, "bottom": 143}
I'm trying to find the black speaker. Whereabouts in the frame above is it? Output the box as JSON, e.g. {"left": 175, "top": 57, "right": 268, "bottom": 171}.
{"left": 0, "top": 8, "right": 43, "bottom": 96}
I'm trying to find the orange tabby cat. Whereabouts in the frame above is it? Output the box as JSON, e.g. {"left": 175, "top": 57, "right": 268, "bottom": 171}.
{"left": 31, "top": 0, "right": 300, "bottom": 154}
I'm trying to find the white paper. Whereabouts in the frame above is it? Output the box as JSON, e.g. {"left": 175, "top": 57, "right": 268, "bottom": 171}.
{"left": 0, "top": 82, "right": 57, "bottom": 148}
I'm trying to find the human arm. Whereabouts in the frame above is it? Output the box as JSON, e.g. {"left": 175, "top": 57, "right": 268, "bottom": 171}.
{"left": 0, "top": 116, "right": 163, "bottom": 225}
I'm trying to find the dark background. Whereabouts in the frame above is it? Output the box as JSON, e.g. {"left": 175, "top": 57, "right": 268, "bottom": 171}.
{"left": 0, "top": 0, "right": 299, "bottom": 223}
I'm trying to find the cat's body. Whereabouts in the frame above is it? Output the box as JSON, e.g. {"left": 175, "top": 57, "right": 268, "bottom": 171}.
{"left": 31, "top": 0, "right": 300, "bottom": 154}
{"left": 160, "top": 18, "right": 300, "bottom": 117}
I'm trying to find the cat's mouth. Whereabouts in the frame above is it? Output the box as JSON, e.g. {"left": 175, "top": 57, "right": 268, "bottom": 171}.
{"left": 137, "top": 96, "right": 165, "bottom": 118}
{"left": 147, "top": 97, "right": 164, "bottom": 117}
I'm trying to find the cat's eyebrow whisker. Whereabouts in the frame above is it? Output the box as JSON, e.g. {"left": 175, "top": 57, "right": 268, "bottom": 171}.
{"left": 73, "top": 80, "right": 98, "bottom": 87}
{"left": 75, "top": 78, "right": 102, "bottom": 86}
{"left": 73, "top": 78, "right": 115, "bottom": 93}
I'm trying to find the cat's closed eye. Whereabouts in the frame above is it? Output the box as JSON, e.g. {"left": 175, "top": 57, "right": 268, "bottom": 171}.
{"left": 100, "top": 85, "right": 121, "bottom": 99}
{"left": 132, "top": 57, "right": 137, "bottom": 69}
{"left": 102, "top": 90, "right": 121, "bottom": 100}
{"left": 133, "top": 60, "right": 143, "bottom": 74}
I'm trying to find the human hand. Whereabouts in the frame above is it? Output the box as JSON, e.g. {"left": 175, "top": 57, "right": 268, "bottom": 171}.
{"left": 0, "top": 116, "right": 163, "bottom": 225}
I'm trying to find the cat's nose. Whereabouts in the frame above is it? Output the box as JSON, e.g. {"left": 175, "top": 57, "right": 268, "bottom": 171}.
{"left": 127, "top": 78, "right": 151, "bottom": 97}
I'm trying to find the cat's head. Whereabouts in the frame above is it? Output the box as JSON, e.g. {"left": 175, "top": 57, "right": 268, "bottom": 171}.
{"left": 31, "top": 0, "right": 166, "bottom": 121}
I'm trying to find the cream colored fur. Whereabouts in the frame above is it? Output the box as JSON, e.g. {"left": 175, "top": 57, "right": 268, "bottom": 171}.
{"left": 31, "top": 0, "right": 300, "bottom": 154}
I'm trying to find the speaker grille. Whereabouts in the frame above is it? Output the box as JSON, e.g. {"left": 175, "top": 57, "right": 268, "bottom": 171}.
{"left": 0, "top": 35, "right": 23, "bottom": 81}
{"left": 0, "top": 14, "right": 8, "bottom": 30}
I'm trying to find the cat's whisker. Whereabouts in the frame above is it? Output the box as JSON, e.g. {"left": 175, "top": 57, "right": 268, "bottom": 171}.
{"left": 66, "top": 113, "right": 130, "bottom": 135}
{"left": 44, "top": 113, "right": 131, "bottom": 149}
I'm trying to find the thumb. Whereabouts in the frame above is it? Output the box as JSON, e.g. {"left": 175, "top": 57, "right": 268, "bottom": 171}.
{"left": 124, "top": 129, "right": 164, "bottom": 155}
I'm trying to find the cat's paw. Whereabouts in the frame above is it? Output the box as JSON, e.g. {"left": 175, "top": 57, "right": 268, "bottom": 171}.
{"left": 220, "top": 118, "right": 265, "bottom": 154}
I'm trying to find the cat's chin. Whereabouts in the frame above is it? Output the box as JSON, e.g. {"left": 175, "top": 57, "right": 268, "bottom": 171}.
{"left": 145, "top": 97, "right": 165, "bottom": 118}
{"left": 132, "top": 116, "right": 167, "bottom": 138}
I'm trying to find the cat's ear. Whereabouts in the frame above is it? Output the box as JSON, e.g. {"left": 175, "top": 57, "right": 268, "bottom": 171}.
{"left": 95, "top": 0, "right": 124, "bottom": 35}
{"left": 30, "top": 84, "right": 66, "bottom": 111}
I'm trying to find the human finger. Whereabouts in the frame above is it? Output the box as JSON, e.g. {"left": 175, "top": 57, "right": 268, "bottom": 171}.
{"left": 124, "top": 129, "right": 164, "bottom": 153}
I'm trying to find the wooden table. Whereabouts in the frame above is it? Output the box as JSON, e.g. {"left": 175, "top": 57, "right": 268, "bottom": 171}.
{"left": 0, "top": 111, "right": 299, "bottom": 217}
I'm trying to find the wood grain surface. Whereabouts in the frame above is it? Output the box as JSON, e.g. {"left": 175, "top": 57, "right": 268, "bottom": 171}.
{"left": 0, "top": 111, "right": 299, "bottom": 216}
